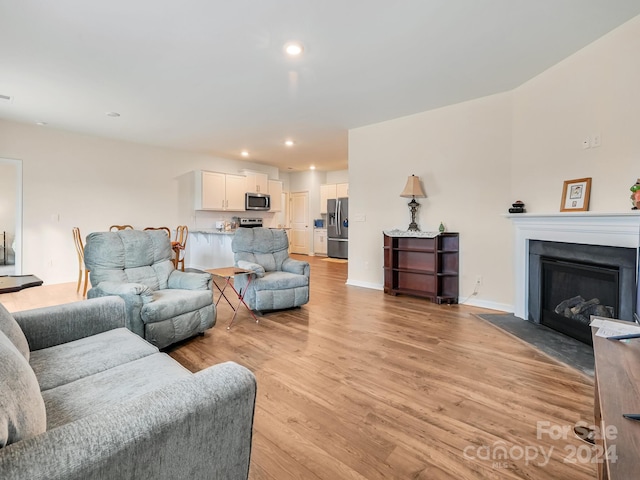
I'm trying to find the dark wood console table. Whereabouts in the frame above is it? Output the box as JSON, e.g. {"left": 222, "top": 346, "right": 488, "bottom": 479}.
{"left": 0, "top": 275, "right": 43, "bottom": 293}
{"left": 383, "top": 231, "right": 459, "bottom": 304}
{"left": 592, "top": 322, "right": 640, "bottom": 479}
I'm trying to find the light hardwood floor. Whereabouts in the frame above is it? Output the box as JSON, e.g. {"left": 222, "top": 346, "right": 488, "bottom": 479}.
{"left": 1, "top": 256, "right": 596, "bottom": 479}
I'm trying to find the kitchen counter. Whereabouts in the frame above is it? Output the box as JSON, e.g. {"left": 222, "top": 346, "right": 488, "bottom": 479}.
{"left": 191, "top": 229, "right": 237, "bottom": 235}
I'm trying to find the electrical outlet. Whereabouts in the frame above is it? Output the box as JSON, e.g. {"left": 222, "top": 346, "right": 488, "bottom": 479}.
{"left": 591, "top": 134, "right": 601, "bottom": 148}
{"left": 476, "top": 275, "right": 482, "bottom": 284}
{"left": 582, "top": 137, "right": 590, "bottom": 149}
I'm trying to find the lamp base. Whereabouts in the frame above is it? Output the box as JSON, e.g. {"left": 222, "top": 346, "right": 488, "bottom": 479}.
{"left": 407, "top": 198, "right": 421, "bottom": 232}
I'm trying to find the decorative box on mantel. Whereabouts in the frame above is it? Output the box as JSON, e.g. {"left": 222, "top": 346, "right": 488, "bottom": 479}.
{"left": 383, "top": 230, "right": 459, "bottom": 304}
{"left": 505, "top": 212, "right": 640, "bottom": 322}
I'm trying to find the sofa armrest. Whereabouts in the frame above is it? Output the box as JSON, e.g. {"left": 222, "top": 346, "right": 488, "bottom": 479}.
{"left": 0, "top": 361, "right": 256, "bottom": 480}
{"left": 236, "top": 260, "right": 265, "bottom": 278}
{"left": 282, "top": 258, "right": 310, "bottom": 277}
{"left": 13, "top": 297, "right": 126, "bottom": 351}
{"left": 167, "top": 270, "right": 212, "bottom": 290}
{"left": 88, "top": 288, "right": 145, "bottom": 339}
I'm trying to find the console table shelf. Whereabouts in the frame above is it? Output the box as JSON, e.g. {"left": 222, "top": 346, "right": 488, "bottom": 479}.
{"left": 383, "top": 232, "right": 459, "bottom": 304}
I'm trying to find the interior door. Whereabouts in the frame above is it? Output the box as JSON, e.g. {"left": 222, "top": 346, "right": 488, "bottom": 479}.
{"left": 289, "top": 191, "right": 309, "bottom": 254}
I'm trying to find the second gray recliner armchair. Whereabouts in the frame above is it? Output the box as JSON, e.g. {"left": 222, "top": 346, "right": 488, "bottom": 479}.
{"left": 84, "top": 229, "right": 215, "bottom": 348}
{"left": 231, "top": 227, "right": 310, "bottom": 313}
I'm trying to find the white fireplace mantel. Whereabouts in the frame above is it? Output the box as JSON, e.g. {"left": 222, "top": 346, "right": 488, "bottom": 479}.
{"left": 505, "top": 212, "right": 640, "bottom": 320}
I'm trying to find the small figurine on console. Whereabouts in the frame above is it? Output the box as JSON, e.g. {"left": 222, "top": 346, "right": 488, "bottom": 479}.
{"left": 508, "top": 200, "right": 526, "bottom": 214}
{"left": 630, "top": 179, "right": 640, "bottom": 210}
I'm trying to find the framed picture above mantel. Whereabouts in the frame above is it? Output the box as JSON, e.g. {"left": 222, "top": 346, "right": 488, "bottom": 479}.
{"left": 560, "top": 177, "right": 592, "bottom": 212}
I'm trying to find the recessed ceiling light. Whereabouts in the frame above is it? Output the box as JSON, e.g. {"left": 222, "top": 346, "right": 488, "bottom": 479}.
{"left": 284, "top": 140, "right": 294, "bottom": 147}
{"left": 310, "top": 165, "right": 316, "bottom": 170}
{"left": 36, "top": 122, "right": 48, "bottom": 126}
{"left": 105, "top": 111, "right": 120, "bottom": 117}
{"left": 284, "top": 42, "right": 304, "bottom": 57}
{"left": 241, "top": 150, "right": 249, "bottom": 157}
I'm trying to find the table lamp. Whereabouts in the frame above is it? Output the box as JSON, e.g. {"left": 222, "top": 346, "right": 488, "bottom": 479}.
{"left": 400, "top": 174, "right": 427, "bottom": 231}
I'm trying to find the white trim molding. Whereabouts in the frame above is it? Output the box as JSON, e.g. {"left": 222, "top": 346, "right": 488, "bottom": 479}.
{"left": 505, "top": 212, "right": 640, "bottom": 320}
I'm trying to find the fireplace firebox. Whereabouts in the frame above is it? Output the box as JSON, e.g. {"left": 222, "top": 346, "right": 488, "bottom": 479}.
{"left": 540, "top": 257, "right": 619, "bottom": 345}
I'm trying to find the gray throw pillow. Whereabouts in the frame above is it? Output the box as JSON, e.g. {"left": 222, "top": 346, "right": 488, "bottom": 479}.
{"left": 0, "top": 330, "right": 47, "bottom": 448}
{"left": 0, "top": 302, "right": 30, "bottom": 360}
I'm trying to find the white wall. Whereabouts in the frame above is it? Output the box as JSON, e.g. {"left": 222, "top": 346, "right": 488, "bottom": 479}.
{"left": 349, "top": 93, "right": 514, "bottom": 308}
{"left": 0, "top": 119, "right": 280, "bottom": 283}
{"left": 348, "top": 14, "right": 640, "bottom": 312}
{"left": 512, "top": 15, "right": 640, "bottom": 211}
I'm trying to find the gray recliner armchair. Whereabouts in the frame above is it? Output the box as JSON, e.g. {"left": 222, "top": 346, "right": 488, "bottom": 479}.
{"left": 231, "top": 227, "right": 310, "bottom": 313}
{"left": 84, "top": 229, "right": 215, "bottom": 348}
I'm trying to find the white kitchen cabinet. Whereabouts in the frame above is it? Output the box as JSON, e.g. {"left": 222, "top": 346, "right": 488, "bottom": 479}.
{"left": 319, "top": 183, "right": 348, "bottom": 213}
{"left": 268, "top": 179, "right": 283, "bottom": 212}
{"left": 243, "top": 171, "right": 268, "bottom": 194}
{"left": 313, "top": 228, "right": 327, "bottom": 256}
{"left": 336, "top": 182, "right": 349, "bottom": 198}
{"left": 199, "top": 171, "right": 225, "bottom": 210}
{"left": 195, "top": 170, "right": 245, "bottom": 211}
{"left": 320, "top": 184, "right": 336, "bottom": 214}
{"left": 225, "top": 174, "right": 246, "bottom": 211}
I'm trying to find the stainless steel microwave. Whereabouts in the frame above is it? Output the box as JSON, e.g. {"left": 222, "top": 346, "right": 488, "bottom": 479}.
{"left": 245, "top": 192, "right": 271, "bottom": 211}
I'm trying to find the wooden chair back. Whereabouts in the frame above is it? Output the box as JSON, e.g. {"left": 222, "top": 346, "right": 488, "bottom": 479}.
{"left": 173, "top": 225, "right": 189, "bottom": 271}
{"left": 72, "top": 227, "right": 90, "bottom": 296}
{"left": 144, "top": 227, "right": 171, "bottom": 237}
{"left": 109, "top": 224, "right": 134, "bottom": 231}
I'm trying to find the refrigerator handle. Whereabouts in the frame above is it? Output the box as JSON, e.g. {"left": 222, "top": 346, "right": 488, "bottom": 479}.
{"left": 335, "top": 199, "right": 340, "bottom": 236}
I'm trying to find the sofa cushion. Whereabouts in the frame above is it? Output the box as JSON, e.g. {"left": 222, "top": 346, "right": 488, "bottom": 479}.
{"left": 0, "top": 303, "right": 29, "bottom": 360}
{"left": 30, "top": 328, "right": 159, "bottom": 391}
{"left": 0, "top": 331, "right": 46, "bottom": 448}
{"left": 43, "top": 353, "right": 191, "bottom": 429}
{"left": 252, "top": 271, "right": 309, "bottom": 291}
{"left": 141, "top": 289, "right": 213, "bottom": 324}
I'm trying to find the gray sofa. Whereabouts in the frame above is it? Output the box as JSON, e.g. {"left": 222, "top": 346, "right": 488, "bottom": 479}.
{"left": 0, "top": 296, "right": 256, "bottom": 480}
{"left": 231, "top": 227, "right": 310, "bottom": 313}
{"left": 84, "top": 229, "right": 215, "bottom": 348}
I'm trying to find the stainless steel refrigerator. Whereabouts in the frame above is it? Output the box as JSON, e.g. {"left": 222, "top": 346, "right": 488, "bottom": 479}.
{"left": 327, "top": 197, "right": 348, "bottom": 259}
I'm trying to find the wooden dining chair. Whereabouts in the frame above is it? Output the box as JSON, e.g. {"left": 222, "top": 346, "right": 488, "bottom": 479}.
{"left": 72, "top": 227, "right": 89, "bottom": 297}
{"left": 144, "top": 226, "right": 171, "bottom": 237}
{"left": 109, "top": 224, "right": 134, "bottom": 231}
{"left": 172, "top": 225, "right": 188, "bottom": 271}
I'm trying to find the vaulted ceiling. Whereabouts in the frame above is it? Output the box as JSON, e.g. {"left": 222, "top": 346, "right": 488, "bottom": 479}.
{"left": 1, "top": 1, "right": 639, "bottom": 171}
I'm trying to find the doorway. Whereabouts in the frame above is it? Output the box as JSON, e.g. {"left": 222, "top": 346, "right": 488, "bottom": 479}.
{"left": 289, "top": 191, "right": 309, "bottom": 254}
{"left": 0, "top": 158, "right": 22, "bottom": 275}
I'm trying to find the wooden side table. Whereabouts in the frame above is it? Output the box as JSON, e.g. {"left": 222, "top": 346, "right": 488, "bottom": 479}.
{"left": 207, "top": 267, "right": 258, "bottom": 329}
{"left": 592, "top": 320, "right": 640, "bottom": 479}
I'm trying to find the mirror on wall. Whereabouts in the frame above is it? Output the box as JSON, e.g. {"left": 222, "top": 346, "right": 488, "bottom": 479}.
{"left": 0, "top": 158, "right": 22, "bottom": 275}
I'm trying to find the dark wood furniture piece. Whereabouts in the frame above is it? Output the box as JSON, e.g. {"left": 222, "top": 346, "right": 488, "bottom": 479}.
{"left": 0, "top": 275, "right": 43, "bottom": 293}
{"left": 383, "top": 232, "right": 459, "bottom": 304}
{"left": 592, "top": 322, "right": 640, "bottom": 479}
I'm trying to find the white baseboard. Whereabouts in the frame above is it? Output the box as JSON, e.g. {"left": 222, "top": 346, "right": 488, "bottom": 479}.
{"left": 345, "top": 279, "right": 384, "bottom": 290}
{"left": 343, "top": 279, "right": 514, "bottom": 313}
{"left": 461, "top": 298, "right": 514, "bottom": 313}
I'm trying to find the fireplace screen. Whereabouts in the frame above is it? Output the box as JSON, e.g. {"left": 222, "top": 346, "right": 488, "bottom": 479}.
{"left": 541, "top": 257, "right": 618, "bottom": 345}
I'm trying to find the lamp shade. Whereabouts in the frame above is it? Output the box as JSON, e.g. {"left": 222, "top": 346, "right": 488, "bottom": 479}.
{"left": 400, "top": 175, "right": 426, "bottom": 198}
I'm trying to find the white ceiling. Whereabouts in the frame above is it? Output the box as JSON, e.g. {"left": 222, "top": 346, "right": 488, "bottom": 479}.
{"left": 1, "top": 1, "right": 639, "bottom": 172}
